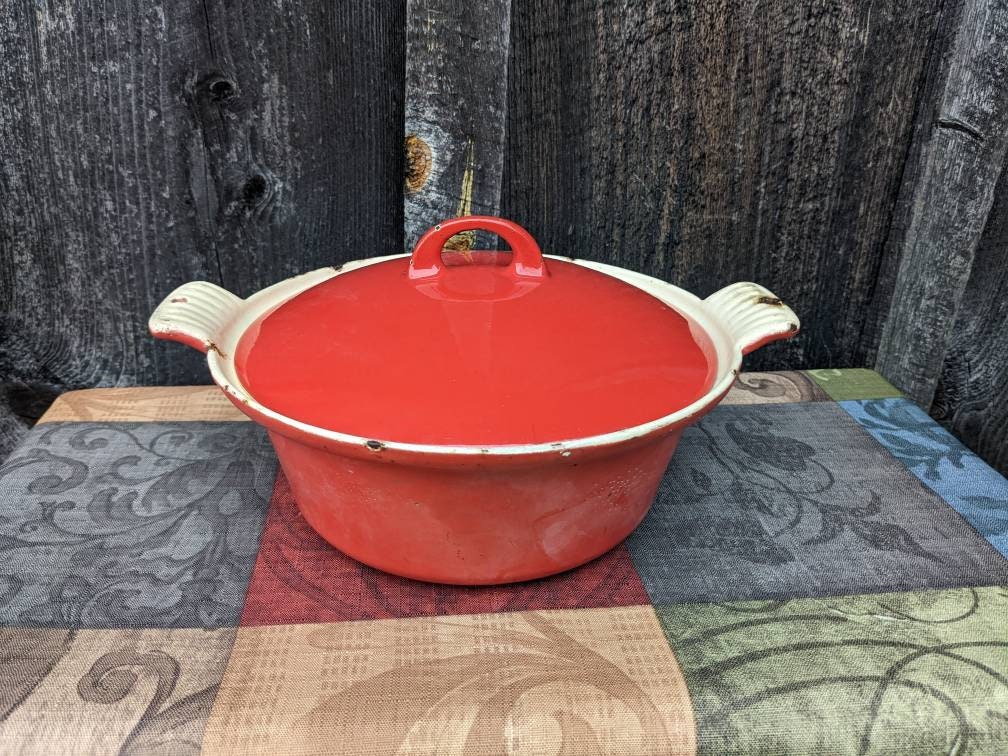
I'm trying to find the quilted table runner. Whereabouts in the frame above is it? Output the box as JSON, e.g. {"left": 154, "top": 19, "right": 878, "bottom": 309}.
{"left": 0, "top": 369, "right": 1006, "bottom": 754}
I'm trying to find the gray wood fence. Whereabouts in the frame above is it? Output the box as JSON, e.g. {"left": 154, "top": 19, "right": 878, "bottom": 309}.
{"left": 2, "top": 0, "right": 1006, "bottom": 472}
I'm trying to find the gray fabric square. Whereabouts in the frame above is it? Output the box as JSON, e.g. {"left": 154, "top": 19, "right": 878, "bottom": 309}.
{"left": 0, "top": 422, "right": 276, "bottom": 628}
{"left": 626, "top": 403, "right": 1008, "bottom": 603}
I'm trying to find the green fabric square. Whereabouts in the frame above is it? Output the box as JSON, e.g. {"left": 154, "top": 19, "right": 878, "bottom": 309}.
{"left": 806, "top": 368, "right": 903, "bottom": 401}
{"left": 656, "top": 587, "right": 1008, "bottom": 755}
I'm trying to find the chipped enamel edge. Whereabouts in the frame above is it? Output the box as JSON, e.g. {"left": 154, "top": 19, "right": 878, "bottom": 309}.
{"left": 150, "top": 255, "right": 799, "bottom": 458}
{"left": 704, "top": 281, "right": 800, "bottom": 355}
{"left": 148, "top": 281, "right": 243, "bottom": 354}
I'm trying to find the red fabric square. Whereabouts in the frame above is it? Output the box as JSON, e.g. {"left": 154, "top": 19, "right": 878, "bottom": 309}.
{"left": 240, "top": 472, "right": 650, "bottom": 625}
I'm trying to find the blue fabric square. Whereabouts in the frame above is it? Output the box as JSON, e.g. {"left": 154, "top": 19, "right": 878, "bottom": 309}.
{"left": 841, "top": 398, "right": 1008, "bottom": 558}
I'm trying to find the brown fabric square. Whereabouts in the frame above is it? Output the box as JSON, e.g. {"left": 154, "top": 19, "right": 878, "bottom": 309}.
{"left": 204, "top": 607, "right": 696, "bottom": 755}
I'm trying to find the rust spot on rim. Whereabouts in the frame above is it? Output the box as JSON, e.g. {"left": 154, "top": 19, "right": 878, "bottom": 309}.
{"left": 757, "top": 295, "right": 784, "bottom": 306}
{"left": 365, "top": 439, "right": 385, "bottom": 452}
{"left": 404, "top": 134, "right": 432, "bottom": 194}
{"left": 207, "top": 342, "right": 227, "bottom": 358}
{"left": 170, "top": 296, "right": 188, "bottom": 303}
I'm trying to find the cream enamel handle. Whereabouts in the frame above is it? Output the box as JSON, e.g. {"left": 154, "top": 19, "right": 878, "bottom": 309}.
{"left": 149, "top": 281, "right": 243, "bottom": 354}
{"left": 705, "top": 282, "right": 800, "bottom": 355}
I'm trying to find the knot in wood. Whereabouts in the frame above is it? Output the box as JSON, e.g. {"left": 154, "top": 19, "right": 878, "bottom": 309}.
{"left": 404, "top": 133, "right": 432, "bottom": 193}
{"left": 442, "top": 230, "right": 476, "bottom": 251}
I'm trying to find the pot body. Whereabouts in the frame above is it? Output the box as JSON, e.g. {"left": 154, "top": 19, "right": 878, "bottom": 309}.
{"left": 270, "top": 428, "right": 683, "bottom": 584}
{"left": 148, "top": 217, "right": 800, "bottom": 585}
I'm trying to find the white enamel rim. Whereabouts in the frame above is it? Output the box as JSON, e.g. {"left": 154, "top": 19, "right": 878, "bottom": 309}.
{"left": 153, "top": 254, "right": 798, "bottom": 457}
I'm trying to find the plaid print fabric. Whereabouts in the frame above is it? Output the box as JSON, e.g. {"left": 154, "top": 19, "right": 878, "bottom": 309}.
{"left": 0, "top": 370, "right": 1005, "bottom": 754}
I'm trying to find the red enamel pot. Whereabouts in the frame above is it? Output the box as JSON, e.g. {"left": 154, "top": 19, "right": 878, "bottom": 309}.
{"left": 150, "top": 217, "right": 799, "bottom": 584}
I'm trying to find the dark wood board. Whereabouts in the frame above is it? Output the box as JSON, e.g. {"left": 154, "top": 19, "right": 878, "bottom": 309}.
{"left": 501, "top": 0, "right": 945, "bottom": 372}
{"left": 931, "top": 153, "right": 1008, "bottom": 475}
{"left": 876, "top": 0, "right": 1008, "bottom": 406}
{"left": 0, "top": 0, "right": 405, "bottom": 458}
{"left": 4, "top": 0, "right": 1008, "bottom": 473}
{"left": 404, "top": 0, "right": 512, "bottom": 250}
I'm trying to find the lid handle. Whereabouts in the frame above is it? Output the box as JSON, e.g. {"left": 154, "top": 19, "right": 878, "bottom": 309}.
{"left": 409, "top": 216, "right": 547, "bottom": 280}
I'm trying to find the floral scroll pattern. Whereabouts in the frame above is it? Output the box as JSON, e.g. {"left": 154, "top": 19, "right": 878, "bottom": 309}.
{"left": 847, "top": 398, "right": 973, "bottom": 481}
{"left": 841, "top": 398, "right": 1008, "bottom": 558}
{"left": 0, "top": 422, "right": 276, "bottom": 628}
{"left": 0, "top": 627, "right": 234, "bottom": 754}
{"left": 657, "top": 587, "right": 1008, "bottom": 755}
{"left": 204, "top": 607, "right": 695, "bottom": 755}
{"left": 724, "top": 371, "right": 829, "bottom": 405}
{"left": 625, "top": 402, "right": 1008, "bottom": 603}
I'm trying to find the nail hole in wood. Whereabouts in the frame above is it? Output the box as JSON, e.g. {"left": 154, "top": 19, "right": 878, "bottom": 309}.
{"left": 208, "top": 77, "right": 236, "bottom": 102}
{"left": 242, "top": 175, "right": 268, "bottom": 204}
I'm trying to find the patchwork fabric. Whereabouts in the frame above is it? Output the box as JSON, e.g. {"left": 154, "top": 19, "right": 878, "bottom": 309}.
{"left": 842, "top": 398, "right": 1008, "bottom": 558}
{"left": 0, "top": 422, "right": 275, "bottom": 628}
{"left": 625, "top": 402, "right": 1008, "bottom": 603}
{"left": 205, "top": 607, "right": 695, "bottom": 756}
{"left": 806, "top": 367, "right": 904, "bottom": 401}
{"left": 656, "top": 587, "right": 1008, "bottom": 755}
{"left": 0, "top": 627, "right": 235, "bottom": 754}
{"left": 0, "top": 369, "right": 1003, "bottom": 754}
{"left": 722, "top": 370, "right": 830, "bottom": 405}
{"left": 240, "top": 472, "right": 649, "bottom": 625}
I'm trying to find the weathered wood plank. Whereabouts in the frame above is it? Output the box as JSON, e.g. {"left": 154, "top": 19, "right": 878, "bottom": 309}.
{"left": 0, "top": 1, "right": 405, "bottom": 399}
{"left": 931, "top": 153, "right": 1008, "bottom": 475}
{"left": 502, "top": 0, "right": 945, "bottom": 372}
{"left": 404, "top": 0, "right": 511, "bottom": 250}
{"left": 876, "top": 0, "right": 1008, "bottom": 405}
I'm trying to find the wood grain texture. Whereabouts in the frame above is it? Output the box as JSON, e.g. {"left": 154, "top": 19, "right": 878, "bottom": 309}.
{"left": 0, "top": 1, "right": 405, "bottom": 459}
{"left": 403, "top": 0, "right": 511, "bottom": 250}
{"left": 931, "top": 153, "right": 1008, "bottom": 475}
{"left": 876, "top": 0, "right": 1008, "bottom": 405}
{"left": 4, "top": 1, "right": 1008, "bottom": 472}
{"left": 501, "top": 0, "right": 945, "bottom": 372}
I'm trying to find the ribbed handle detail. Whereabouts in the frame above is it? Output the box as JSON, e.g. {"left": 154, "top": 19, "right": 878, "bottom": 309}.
{"left": 705, "top": 282, "right": 800, "bottom": 355}
{"left": 149, "top": 281, "right": 243, "bottom": 354}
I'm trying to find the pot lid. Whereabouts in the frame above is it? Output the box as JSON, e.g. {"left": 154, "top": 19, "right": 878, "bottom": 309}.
{"left": 234, "top": 217, "right": 717, "bottom": 445}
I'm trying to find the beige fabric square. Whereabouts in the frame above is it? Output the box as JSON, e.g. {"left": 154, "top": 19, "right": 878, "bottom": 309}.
{"left": 722, "top": 371, "right": 829, "bottom": 405}
{"left": 203, "top": 606, "right": 696, "bottom": 755}
{"left": 38, "top": 387, "right": 247, "bottom": 423}
{"left": 0, "top": 627, "right": 235, "bottom": 755}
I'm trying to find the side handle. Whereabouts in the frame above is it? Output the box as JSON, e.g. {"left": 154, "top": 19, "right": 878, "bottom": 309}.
{"left": 705, "top": 282, "right": 800, "bottom": 355}
{"left": 149, "top": 281, "right": 243, "bottom": 354}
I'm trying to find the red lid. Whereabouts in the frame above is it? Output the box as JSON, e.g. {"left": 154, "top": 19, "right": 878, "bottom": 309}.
{"left": 235, "top": 217, "right": 716, "bottom": 445}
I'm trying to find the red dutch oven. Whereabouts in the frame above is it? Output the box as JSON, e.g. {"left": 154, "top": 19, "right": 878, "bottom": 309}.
{"left": 150, "top": 217, "right": 799, "bottom": 584}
